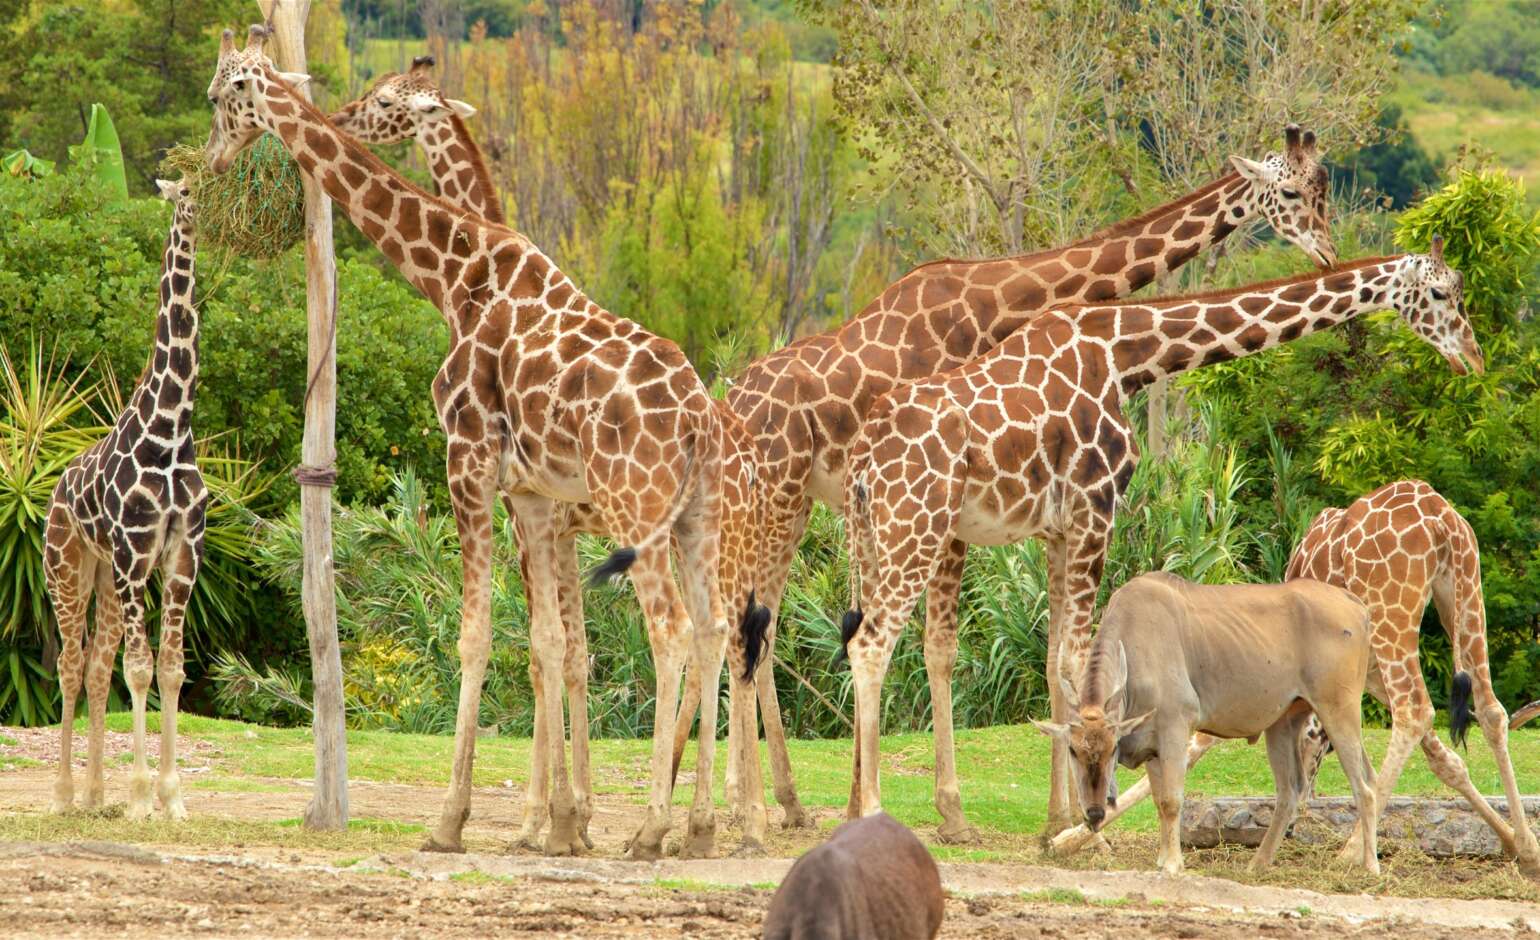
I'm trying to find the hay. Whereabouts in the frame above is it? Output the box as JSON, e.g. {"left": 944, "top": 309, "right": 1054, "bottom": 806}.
{"left": 161, "top": 135, "right": 305, "bottom": 259}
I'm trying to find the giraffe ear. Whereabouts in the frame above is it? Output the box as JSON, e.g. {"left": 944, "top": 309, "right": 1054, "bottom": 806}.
{"left": 276, "top": 70, "right": 312, "bottom": 89}
{"left": 1229, "top": 154, "right": 1273, "bottom": 184}
{"left": 446, "top": 98, "right": 477, "bottom": 119}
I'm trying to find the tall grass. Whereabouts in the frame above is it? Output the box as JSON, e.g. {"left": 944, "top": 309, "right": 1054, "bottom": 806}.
{"left": 236, "top": 406, "right": 1279, "bottom": 739}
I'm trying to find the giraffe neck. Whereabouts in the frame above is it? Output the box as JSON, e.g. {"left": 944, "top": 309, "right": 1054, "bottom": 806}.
{"left": 253, "top": 70, "right": 514, "bottom": 309}
{"left": 140, "top": 205, "right": 200, "bottom": 427}
{"left": 1098, "top": 257, "right": 1402, "bottom": 394}
{"left": 419, "top": 115, "right": 504, "bottom": 225}
{"left": 991, "top": 173, "right": 1255, "bottom": 336}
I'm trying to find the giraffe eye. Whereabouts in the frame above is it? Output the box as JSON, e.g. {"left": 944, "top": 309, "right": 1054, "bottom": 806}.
{"left": 1281, "top": 188, "right": 1300, "bottom": 200}
{"left": 1431, "top": 288, "right": 1447, "bottom": 301}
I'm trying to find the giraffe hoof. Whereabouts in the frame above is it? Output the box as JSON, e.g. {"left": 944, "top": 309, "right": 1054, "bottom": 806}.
{"left": 780, "top": 804, "right": 814, "bottom": 830}
{"left": 543, "top": 831, "right": 585, "bottom": 857}
{"left": 162, "top": 800, "right": 188, "bottom": 822}
{"left": 1515, "top": 853, "right": 1540, "bottom": 881}
{"left": 936, "top": 823, "right": 980, "bottom": 845}
{"left": 420, "top": 834, "right": 466, "bottom": 854}
{"left": 677, "top": 827, "right": 716, "bottom": 860}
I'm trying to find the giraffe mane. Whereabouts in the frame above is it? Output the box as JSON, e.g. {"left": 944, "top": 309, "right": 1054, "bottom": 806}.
{"left": 1131, "top": 254, "right": 1401, "bottom": 308}
{"left": 1078, "top": 171, "right": 1240, "bottom": 244}
{"left": 894, "top": 171, "right": 1241, "bottom": 282}
{"left": 446, "top": 111, "right": 504, "bottom": 225}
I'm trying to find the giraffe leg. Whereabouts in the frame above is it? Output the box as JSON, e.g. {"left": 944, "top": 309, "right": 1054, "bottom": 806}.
{"left": 675, "top": 513, "right": 728, "bottom": 860}
{"left": 513, "top": 497, "right": 583, "bottom": 857}
{"left": 515, "top": 655, "right": 551, "bottom": 850}
{"left": 554, "top": 532, "right": 594, "bottom": 849}
{"left": 112, "top": 559, "right": 155, "bottom": 822}
{"left": 83, "top": 564, "right": 125, "bottom": 812}
{"left": 925, "top": 540, "right": 976, "bottom": 843}
{"left": 155, "top": 524, "right": 201, "bottom": 821}
{"left": 424, "top": 466, "right": 498, "bottom": 854}
{"left": 620, "top": 543, "right": 690, "bottom": 861}
{"left": 753, "top": 515, "right": 813, "bottom": 829}
{"left": 725, "top": 616, "right": 768, "bottom": 854}
{"left": 751, "top": 493, "right": 813, "bottom": 825}
{"left": 1438, "top": 575, "right": 1540, "bottom": 873}
{"left": 43, "top": 506, "right": 93, "bottom": 814}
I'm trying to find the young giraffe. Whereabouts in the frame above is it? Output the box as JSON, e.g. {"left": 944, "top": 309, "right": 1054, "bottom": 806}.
{"left": 45, "top": 178, "right": 205, "bottom": 821}
{"left": 839, "top": 240, "right": 1483, "bottom": 832}
{"left": 728, "top": 125, "right": 1335, "bottom": 839}
{"left": 329, "top": 59, "right": 790, "bottom": 851}
{"left": 205, "top": 25, "right": 734, "bottom": 859}
{"left": 1287, "top": 480, "right": 1540, "bottom": 876}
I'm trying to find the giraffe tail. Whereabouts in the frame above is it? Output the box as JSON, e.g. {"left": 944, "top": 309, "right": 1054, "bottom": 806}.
{"left": 586, "top": 424, "right": 702, "bottom": 587}
{"left": 835, "top": 468, "right": 874, "bottom": 669}
{"left": 1448, "top": 670, "right": 1473, "bottom": 749}
{"left": 739, "top": 589, "right": 772, "bottom": 681}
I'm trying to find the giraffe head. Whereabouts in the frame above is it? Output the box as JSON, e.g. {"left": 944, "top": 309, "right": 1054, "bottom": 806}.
{"left": 330, "top": 56, "right": 477, "bottom": 145}
{"left": 1386, "top": 235, "right": 1483, "bottom": 375}
{"left": 1032, "top": 644, "right": 1152, "bottom": 831}
{"left": 1230, "top": 123, "right": 1336, "bottom": 269}
{"left": 154, "top": 177, "right": 193, "bottom": 210}
{"left": 204, "top": 25, "right": 312, "bottom": 174}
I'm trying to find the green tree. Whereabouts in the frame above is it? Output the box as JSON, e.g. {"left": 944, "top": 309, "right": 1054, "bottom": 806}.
{"left": 0, "top": 0, "right": 248, "bottom": 195}
{"left": 1336, "top": 104, "right": 1441, "bottom": 210}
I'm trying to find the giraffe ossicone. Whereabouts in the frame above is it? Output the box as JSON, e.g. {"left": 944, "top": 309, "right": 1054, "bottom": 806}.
{"left": 839, "top": 246, "right": 1480, "bottom": 835}
{"left": 45, "top": 175, "right": 206, "bottom": 823}
{"left": 205, "top": 23, "right": 739, "bottom": 860}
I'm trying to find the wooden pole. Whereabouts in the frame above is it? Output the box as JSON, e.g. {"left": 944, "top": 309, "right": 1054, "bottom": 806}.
{"left": 258, "top": 0, "right": 349, "bottom": 830}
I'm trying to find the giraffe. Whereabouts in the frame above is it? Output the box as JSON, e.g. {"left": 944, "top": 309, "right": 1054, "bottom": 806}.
{"left": 328, "top": 61, "right": 795, "bottom": 851}
{"left": 204, "top": 25, "right": 736, "bottom": 860}
{"left": 1286, "top": 480, "right": 1540, "bottom": 876}
{"left": 838, "top": 240, "right": 1482, "bottom": 836}
{"left": 45, "top": 177, "right": 205, "bottom": 821}
{"left": 727, "top": 124, "right": 1336, "bottom": 838}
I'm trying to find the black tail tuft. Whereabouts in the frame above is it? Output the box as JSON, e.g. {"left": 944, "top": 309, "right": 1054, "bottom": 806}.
{"left": 833, "top": 608, "right": 864, "bottom": 668}
{"left": 586, "top": 547, "right": 637, "bottom": 587}
{"left": 1449, "top": 670, "right": 1473, "bottom": 749}
{"left": 740, "top": 591, "right": 772, "bottom": 682}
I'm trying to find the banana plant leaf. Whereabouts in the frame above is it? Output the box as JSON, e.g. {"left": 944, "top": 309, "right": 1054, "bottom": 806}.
{"left": 2, "top": 149, "right": 53, "bottom": 179}
{"left": 67, "top": 103, "right": 127, "bottom": 201}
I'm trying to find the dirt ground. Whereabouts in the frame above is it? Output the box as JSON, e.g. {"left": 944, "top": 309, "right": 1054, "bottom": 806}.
{"left": 3, "top": 732, "right": 1539, "bottom": 938}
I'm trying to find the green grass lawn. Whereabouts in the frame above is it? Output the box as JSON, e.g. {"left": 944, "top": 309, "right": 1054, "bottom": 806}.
{"left": 54, "top": 712, "right": 1540, "bottom": 839}
{"left": 1391, "top": 69, "right": 1540, "bottom": 203}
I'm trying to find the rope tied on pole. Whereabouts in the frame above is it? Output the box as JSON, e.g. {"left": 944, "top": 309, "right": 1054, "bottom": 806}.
{"left": 292, "top": 463, "right": 338, "bottom": 487}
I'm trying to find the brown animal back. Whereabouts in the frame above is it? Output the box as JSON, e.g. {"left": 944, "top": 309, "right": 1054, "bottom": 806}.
{"left": 762, "top": 813, "right": 943, "bottom": 940}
